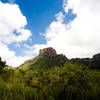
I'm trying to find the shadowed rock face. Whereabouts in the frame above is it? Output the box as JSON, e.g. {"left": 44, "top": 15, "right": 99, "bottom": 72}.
{"left": 71, "top": 53, "right": 100, "bottom": 69}
{"left": 91, "top": 53, "right": 100, "bottom": 69}
{"left": 39, "top": 47, "right": 57, "bottom": 58}
{"left": 93, "top": 53, "right": 100, "bottom": 60}
{"left": 70, "top": 58, "right": 92, "bottom": 66}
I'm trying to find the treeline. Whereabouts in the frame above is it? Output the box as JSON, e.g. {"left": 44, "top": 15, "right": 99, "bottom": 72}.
{"left": 0, "top": 62, "right": 100, "bottom": 100}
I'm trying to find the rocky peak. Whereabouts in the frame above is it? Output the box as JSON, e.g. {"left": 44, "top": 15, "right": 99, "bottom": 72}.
{"left": 39, "top": 47, "right": 57, "bottom": 58}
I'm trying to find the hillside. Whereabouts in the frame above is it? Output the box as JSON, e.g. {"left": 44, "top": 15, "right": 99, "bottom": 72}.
{"left": 1, "top": 62, "right": 100, "bottom": 100}
{"left": 18, "top": 47, "right": 68, "bottom": 71}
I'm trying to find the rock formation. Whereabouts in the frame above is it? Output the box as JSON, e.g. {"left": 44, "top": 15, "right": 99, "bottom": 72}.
{"left": 71, "top": 53, "right": 100, "bottom": 69}
{"left": 21, "top": 47, "right": 67, "bottom": 68}
{"left": 71, "top": 58, "right": 92, "bottom": 66}
{"left": 21, "top": 46, "right": 100, "bottom": 69}
{"left": 93, "top": 53, "right": 100, "bottom": 60}
{"left": 39, "top": 47, "right": 57, "bottom": 58}
{"left": 91, "top": 53, "right": 100, "bottom": 69}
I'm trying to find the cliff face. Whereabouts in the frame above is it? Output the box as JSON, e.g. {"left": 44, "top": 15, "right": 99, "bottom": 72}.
{"left": 39, "top": 47, "right": 57, "bottom": 58}
{"left": 93, "top": 53, "right": 100, "bottom": 60}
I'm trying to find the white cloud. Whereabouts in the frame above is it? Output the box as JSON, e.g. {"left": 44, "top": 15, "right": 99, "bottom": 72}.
{"left": 1, "top": 0, "right": 100, "bottom": 66}
{"left": 24, "top": 44, "right": 47, "bottom": 57}
{"left": 0, "top": 42, "right": 29, "bottom": 66}
{"left": 0, "top": 1, "right": 32, "bottom": 44}
{"left": 55, "top": 12, "right": 65, "bottom": 23}
{"left": 32, "top": 0, "right": 100, "bottom": 58}
{"left": 0, "top": 1, "right": 32, "bottom": 67}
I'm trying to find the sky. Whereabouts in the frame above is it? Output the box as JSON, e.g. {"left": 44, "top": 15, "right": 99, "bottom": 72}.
{"left": 0, "top": 0, "right": 100, "bottom": 67}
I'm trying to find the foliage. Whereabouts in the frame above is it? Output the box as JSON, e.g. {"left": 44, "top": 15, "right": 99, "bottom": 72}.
{"left": 0, "top": 57, "right": 6, "bottom": 73}
{"left": 54, "top": 54, "right": 68, "bottom": 67}
{"left": 0, "top": 57, "right": 6, "bottom": 68}
{"left": 0, "top": 62, "right": 100, "bottom": 100}
{"left": 19, "top": 55, "right": 67, "bottom": 71}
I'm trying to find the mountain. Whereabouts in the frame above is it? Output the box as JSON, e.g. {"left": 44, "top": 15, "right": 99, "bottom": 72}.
{"left": 18, "top": 47, "right": 68, "bottom": 71}
{"left": 19, "top": 47, "right": 100, "bottom": 71}
{"left": 0, "top": 47, "right": 100, "bottom": 100}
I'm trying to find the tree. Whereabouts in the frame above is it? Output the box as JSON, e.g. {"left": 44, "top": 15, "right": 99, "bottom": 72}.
{"left": 0, "top": 57, "right": 6, "bottom": 69}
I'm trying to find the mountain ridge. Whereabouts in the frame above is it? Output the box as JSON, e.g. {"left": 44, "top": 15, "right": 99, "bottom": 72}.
{"left": 18, "top": 47, "right": 100, "bottom": 70}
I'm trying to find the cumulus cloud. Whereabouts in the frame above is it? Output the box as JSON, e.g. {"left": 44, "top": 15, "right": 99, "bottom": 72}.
{"left": 32, "top": 0, "right": 100, "bottom": 58}
{"left": 0, "top": 1, "right": 32, "bottom": 44}
{"left": 1, "top": 0, "right": 100, "bottom": 66}
{"left": 0, "top": 1, "right": 32, "bottom": 66}
{"left": 24, "top": 44, "right": 47, "bottom": 57}
{"left": 0, "top": 42, "right": 29, "bottom": 66}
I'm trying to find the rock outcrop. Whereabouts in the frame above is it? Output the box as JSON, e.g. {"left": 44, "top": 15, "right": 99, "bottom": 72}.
{"left": 93, "top": 53, "right": 100, "bottom": 60}
{"left": 20, "top": 47, "right": 68, "bottom": 68}
{"left": 39, "top": 47, "right": 57, "bottom": 58}
{"left": 91, "top": 53, "right": 100, "bottom": 69}
{"left": 21, "top": 46, "right": 100, "bottom": 69}
{"left": 70, "top": 53, "right": 100, "bottom": 69}
{"left": 70, "top": 58, "right": 92, "bottom": 66}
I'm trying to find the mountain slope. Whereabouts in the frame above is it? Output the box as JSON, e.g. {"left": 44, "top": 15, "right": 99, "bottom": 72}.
{"left": 19, "top": 55, "right": 67, "bottom": 71}
{"left": 17, "top": 47, "right": 100, "bottom": 71}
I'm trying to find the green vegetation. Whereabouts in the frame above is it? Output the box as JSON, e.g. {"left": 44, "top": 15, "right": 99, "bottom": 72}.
{"left": 0, "top": 49, "right": 100, "bottom": 100}
{"left": 0, "top": 57, "right": 6, "bottom": 68}
{"left": 18, "top": 55, "right": 67, "bottom": 71}
{"left": 0, "top": 57, "right": 6, "bottom": 73}
{"left": 0, "top": 58, "right": 100, "bottom": 100}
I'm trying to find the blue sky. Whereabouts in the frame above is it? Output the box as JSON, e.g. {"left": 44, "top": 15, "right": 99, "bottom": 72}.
{"left": 1, "top": 0, "right": 75, "bottom": 57}
{"left": 16, "top": 0, "right": 63, "bottom": 44}
{"left": 2, "top": 0, "right": 63, "bottom": 53}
